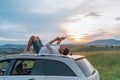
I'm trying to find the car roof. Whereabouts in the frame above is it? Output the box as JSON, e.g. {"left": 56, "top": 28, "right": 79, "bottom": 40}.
{"left": 0, "top": 53, "right": 85, "bottom": 61}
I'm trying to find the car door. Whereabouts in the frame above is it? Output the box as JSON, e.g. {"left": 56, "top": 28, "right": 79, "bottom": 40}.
{"left": 41, "top": 59, "right": 80, "bottom": 80}
{"left": 0, "top": 59, "right": 10, "bottom": 80}
{"left": 4, "top": 59, "right": 46, "bottom": 80}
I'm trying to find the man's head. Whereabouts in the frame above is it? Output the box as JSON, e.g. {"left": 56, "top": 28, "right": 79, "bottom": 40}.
{"left": 59, "top": 46, "right": 70, "bottom": 55}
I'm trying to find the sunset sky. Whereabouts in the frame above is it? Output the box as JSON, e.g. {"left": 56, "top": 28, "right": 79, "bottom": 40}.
{"left": 0, "top": 0, "right": 120, "bottom": 45}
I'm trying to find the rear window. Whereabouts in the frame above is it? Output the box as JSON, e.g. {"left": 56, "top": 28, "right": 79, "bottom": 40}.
{"left": 75, "top": 58, "right": 95, "bottom": 77}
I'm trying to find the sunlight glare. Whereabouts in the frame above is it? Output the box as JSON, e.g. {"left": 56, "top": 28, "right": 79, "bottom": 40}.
{"left": 61, "top": 16, "right": 92, "bottom": 42}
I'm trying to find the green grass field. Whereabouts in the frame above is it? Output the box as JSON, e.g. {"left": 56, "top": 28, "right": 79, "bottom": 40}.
{"left": 70, "top": 46, "right": 120, "bottom": 80}
{"left": 0, "top": 46, "right": 120, "bottom": 80}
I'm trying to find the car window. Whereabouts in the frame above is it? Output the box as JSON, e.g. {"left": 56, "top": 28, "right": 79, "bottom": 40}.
{"left": 42, "top": 59, "right": 76, "bottom": 76}
{"left": 75, "top": 58, "right": 94, "bottom": 77}
{"left": 0, "top": 60, "right": 10, "bottom": 76}
{"left": 31, "top": 59, "right": 44, "bottom": 75}
{"left": 10, "top": 59, "right": 35, "bottom": 75}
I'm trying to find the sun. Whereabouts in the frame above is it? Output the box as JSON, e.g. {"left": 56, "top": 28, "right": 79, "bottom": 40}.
{"left": 67, "top": 35, "right": 89, "bottom": 43}
{"left": 74, "top": 38, "right": 80, "bottom": 41}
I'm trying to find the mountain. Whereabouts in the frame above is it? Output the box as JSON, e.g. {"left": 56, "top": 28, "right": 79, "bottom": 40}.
{"left": 0, "top": 44, "right": 26, "bottom": 54}
{"left": 86, "top": 39, "right": 120, "bottom": 46}
{"left": 0, "top": 39, "right": 120, "bottom": 49}
{"left": 0, "top": 44, "right": 26, "bottom": 48}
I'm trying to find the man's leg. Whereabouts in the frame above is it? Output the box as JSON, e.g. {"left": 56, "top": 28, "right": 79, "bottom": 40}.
{"left": 32, "top": 36, "right": 43, "bottom": 53}
{"left": 26, "top": 35, "right": 43, "bottom": 54}
{"left": 36, "top": 36, "right": 43, "bottom": 47}
{"left": 26, "top": 35, "right": 38, "bottom": 52}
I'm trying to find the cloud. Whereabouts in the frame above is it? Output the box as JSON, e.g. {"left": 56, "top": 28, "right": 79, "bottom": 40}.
{"left": 81, "top": 24, "right": 120, "bottom": 41}
{"left": 83, "top": 30, "right": 110, "bottom": 41}
{"left": 0, "top": 22, "right": 27, "bottom": 39}
{"left": 0, "top": 0, "right": 120, "bottom": 44}
{"left": 30, "top": 0, "right": 90, "bottom": 14}
{"left": 0, "top": 37, "right": 26, "bottom": 41}
{"left": 85, "top": 12, "right": 101, "bottom": 17}
{"left": 0, "top": 0, "right": 73, "bottom": 33}
{"left": 116, "top": 17, "right": 120, "bottom": 21}
{"left": 0, "top": 37, "right": 27, "bottom": 45}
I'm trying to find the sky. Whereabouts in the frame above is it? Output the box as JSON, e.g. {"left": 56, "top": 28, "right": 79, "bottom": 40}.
{"left": 0, "top": 0, "right": 120, "bottom": 45}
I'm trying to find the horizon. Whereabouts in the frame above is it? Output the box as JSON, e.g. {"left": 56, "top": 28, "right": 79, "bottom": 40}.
{"left": 0, "top": 0, "right": 120, "bottom": 45}
{"left": 0, "top": 38, "right": 120, "bottom": 46}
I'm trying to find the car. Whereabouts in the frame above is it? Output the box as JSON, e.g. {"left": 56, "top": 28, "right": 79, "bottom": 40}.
{"left": 0, "top": 53, "right": 100, "bottom": 80}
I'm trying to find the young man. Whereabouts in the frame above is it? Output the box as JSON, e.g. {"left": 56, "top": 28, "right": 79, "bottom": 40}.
{"left": 25, "top": 35, "right": 69, "bottom": 55}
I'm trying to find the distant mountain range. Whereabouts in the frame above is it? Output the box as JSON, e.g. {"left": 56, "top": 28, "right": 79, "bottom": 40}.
{"left": 0, "top": 39, "right": 120, "bottom": 54}
{"left": 85, "top": 39, "right": 120, "bottom": 46}
{"left": 0, "top": 44, "right": 26, "bottom": 48}
{"left": 0, "top": 44, "right": 26, "bottom": 54}
{"left": 0, "top": 39, "right": 120, "bottom": 49}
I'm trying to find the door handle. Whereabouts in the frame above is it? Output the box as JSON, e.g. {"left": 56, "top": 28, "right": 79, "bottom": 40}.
{"left": 28, "top": 78, "right": 35, "bottom": 80}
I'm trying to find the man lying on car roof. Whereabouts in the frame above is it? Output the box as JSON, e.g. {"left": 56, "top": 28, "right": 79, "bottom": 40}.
{"left": 25, "top": 35, "right": 69, "bottom": 55}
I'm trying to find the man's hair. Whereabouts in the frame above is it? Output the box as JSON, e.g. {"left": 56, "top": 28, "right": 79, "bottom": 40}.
{"left": 63, "top": 48, "right": 70, "bottom": 55}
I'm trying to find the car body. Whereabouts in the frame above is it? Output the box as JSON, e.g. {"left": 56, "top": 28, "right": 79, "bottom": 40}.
{"left": 0, "top": 53, "right": 100, "bottom": 80}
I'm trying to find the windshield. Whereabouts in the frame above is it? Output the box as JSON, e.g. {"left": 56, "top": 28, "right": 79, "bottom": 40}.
{"left": 75, "top": 58, "right": 95, "bottom": 77}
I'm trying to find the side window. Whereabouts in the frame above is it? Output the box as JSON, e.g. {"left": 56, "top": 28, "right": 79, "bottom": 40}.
{"left": 11, "top": 59, "right": 35, "bottom": 75}
{"left": 43, "top": 59, "right": 76, "bottom": 76}
{"left": 31, "top": 59, "right": 44, "bottom": 75}
{"left": 0, "top": 60, "right": 10, "bottom": 76}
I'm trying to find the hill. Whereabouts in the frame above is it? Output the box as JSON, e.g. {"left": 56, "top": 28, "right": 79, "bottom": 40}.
{"left": 0, "top": 44, "right": 26, "bottom": 54}
{"left": 0, "top": 44, "right": 26, "bottom": 48}
{"left": 86, "top": 39, "right": 120, "bottom": 46}
{"left": 0, "top": 39, "right": 120, "bottom": 54}
{"left": 0, "top": 39, "right": 120, "bottom": 48}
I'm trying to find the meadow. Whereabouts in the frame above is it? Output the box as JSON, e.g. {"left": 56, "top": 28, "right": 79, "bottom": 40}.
{"left": 69, "top": 46, "right": 120, "bottom": 80}
{"left": 0, "top": 46, "right": 120, "bottom": 80}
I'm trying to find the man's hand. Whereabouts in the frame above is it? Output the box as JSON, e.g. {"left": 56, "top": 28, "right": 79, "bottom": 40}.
{"left": 49, "top": 36, "right": 67, "bottom": 45}
{"left": 60, "top": 37, "right": 67, "bottom": 40}
{"left": 55, "top": 37, "right": 61, "bottom": 41}
{"left": 55, "top": 37, "right": 67, "bottom": 40}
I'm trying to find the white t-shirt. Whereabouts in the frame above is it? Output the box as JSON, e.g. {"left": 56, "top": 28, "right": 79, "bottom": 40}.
{"left": 38, "top": 43, "right": 60, "bottom": 55}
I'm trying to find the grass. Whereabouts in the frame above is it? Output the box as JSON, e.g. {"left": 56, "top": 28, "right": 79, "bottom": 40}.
{"left": 0, "top": 46, "right": 120, "bottom": 80}
{"left": 70, "top": 46, "right": 120, "bottom": 80}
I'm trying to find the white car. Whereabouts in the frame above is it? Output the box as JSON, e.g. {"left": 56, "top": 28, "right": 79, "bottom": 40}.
{"left": 0, "top": 54, "right": 100, "bottom": 80}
